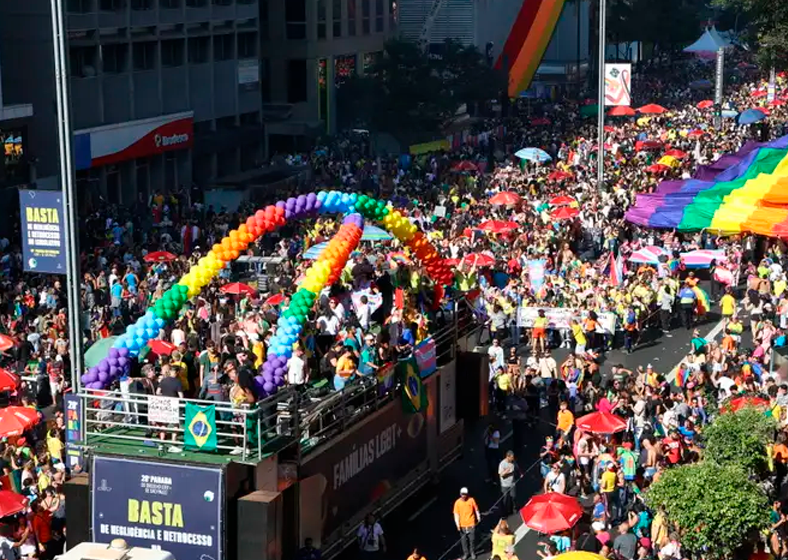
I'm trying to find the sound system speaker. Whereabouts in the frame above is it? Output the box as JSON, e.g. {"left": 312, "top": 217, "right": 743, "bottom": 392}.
{"left": 64, "top": 474, "right": 90, "bottom": 549}
{"left": 236, "top": 490, "right": 283, "bottom": 560}
{"left": 456, "top": 351, "right": 488, "bottom": 420}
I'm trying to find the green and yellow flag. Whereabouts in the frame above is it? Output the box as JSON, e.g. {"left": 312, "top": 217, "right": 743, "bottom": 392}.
{"left": 398, "top": 357, "right": 427, "bottom": 413}
{"left": 184, "top": 403, "right": 218, "bottom": 452}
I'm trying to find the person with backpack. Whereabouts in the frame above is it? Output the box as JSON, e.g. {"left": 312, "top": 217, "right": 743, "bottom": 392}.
{"left": 623, "top": 306, "right": 639, "bottom": 354}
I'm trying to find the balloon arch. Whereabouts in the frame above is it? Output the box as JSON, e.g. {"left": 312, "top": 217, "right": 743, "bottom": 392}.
{"left": 81, "top": 191, "right": 454, "bottom": 394}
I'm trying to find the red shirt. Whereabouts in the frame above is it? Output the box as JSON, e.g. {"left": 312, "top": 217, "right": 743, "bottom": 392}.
{"left": 32, "top": 511, "right": 52, "bottom": 544}
{"left": 662, "top": 437, "right": 683, "bottom": 464}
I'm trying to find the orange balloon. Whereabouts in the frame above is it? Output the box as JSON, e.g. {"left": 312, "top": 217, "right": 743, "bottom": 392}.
{"left": 212, "top": 243, "right": 223, "bottom": 254}
{"left": 228, "top": 249, "right": 240, "bottom": 260}
{"left": 238, "top": 224, "right": 248, "bottom": 235}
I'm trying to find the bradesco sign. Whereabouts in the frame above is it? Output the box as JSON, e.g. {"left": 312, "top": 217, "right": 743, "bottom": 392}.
{"left": 299, "top": 400, "right": 428, "bottom": 539}
{"left": 91, "top": 456, "right": 222, "bottom": 560}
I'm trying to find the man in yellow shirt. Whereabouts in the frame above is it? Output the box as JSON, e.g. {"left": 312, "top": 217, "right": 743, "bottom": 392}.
{"left": 719, "top": 288, "right": 736, "bottom": 327}
{"left": 570, "top": 319, "right": 587, "bottom": 355}
{"left": 600, "top": 463, "right": 618, "bottom": 521}
{"left": 556, "top": 401, "right": 574, "bottom": 438}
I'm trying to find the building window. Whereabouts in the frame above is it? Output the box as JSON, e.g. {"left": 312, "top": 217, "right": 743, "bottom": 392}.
{"left": 161, "top": 39, "right": 185, "bottom": 67}
{"left": 240, "top": 111, "right": 260, "bottom": 125}
{"left": 216, "top": 116, "right": 236, "bottom": 130}
{"left": 375, "top": 0, "right": 383, "bottom": 32}
{"left": 67, "top": 0, "right": 93, "bottom": 13}
{"left": 99, "top": 0, "right": 124, "bottom": 11}
{"left": 261, "top": 58, "right": 270, "bottom": 102}
{"left": 131, "top": 0, "right": 153, "bottom": 8}
{"left": 260, "top": 0, "right": 269, "bottom": 40}
{"left": 317, "top": 0, "right": 326, "bottom": 39}
{"left": 69, "top": 46, "right": 97, "bottom": 77}
{"left": 193, "top": 120, "right": 213, "bottom": 135}
{"left": 347, "top": 0, "right": 356, "bottom": 36}
{"left": 212, "top": 0, "right": 232, "bottom": 6}
{"left": 185, "top": 0, "right": 207, "bottom": 6}
{"left": 332, "top": 0, "right": 341, "bottom": 37}
{"left": 213, "top": 34, "right": 234, "bottom": 60}
{"left": 285, "top": 0, "right": 306, "bottom": 40}
{"left": 160, "top": 0, "right": 180, "bottom": 8}
{"left": 287, "top": 59, "right": 307, "bottom": 104}
{"left": 132, "top": 41, "right": 156, "bottom": 71}
{"left": 188, "top": 36, "right": 209, "bottom": 63}
{"left": 389, "top": 0, "right": 396, "bottom": 29}
{"left": 362, "top": 0, "right": 370, "bottom": 34}
{"left": 101, "top": 43, "right": 128, "bottom": 73}
{"left": 237, "top": 32, "right": 257, "bottom": 58}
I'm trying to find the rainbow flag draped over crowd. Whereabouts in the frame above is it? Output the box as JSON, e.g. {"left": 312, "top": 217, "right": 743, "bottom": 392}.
{"left": 625, "top": 135, "right": 788, "bottom": 236}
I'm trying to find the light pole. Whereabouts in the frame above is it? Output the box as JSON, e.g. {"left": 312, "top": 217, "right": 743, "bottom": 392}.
{"left": 596, "top": 0, "right": 607, "bottom": 190}
{"left": 49, "top": 0, "right": 84, "bottom": 390}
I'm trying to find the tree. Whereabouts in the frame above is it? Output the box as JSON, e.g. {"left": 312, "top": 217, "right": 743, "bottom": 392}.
{"left": 646, "top": 462, "right": 770, "bottom": 557}
{"left": 702, "top": 406, "right": 776, "bottom": 474}
{"left": 711, "top": 0, "right": 788, "bottom": 69}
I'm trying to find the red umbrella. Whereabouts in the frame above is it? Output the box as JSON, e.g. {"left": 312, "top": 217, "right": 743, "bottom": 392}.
{"left": 444, "top": 258, "right": 460, "bottom": 266}
{"left": 548, "top": 171, "right": 573, "bottom": 182}
{"left": 755, "top": 107, "right": 771, "bottom": 116}
{"left": 264, "top": 293, "right": 285, "bottom": 306}
{"left": 0, "top": 335, "right": 15, "bottom": 353}
{"left": 770, "top": 99, "right": 786, "bottom": 106}
{"left": 751, "top": 90, "right": 767, "bottom": 98}
{"left": 687, "top": 129, "right": 705, "bottom": 139}
{"left": 607, "top": 106, "right": 636, "bottom": 117}
{"left": 462, "top": 253, "right": 495, "bottom": 267}
{"left": 489, "top": 192, "right": 522, "bottom": 206}
{"left": 696, "top": 100, "right": 714, "bottom": 109}
{"left": 0, "top": 491, "right": 28, "bottom": 517}
{"left": 220, "top": 282, "right": 256, "bottom": 296}
{"left": 603, "top": 125, "right": 616, "bottom": 132}
{"left": 0, "top": 368, "right": 20, "bottom": 392}
{"left": 575, "top": 411, "right": 627, "bottom": 433}
{"left": 520, "top": 493, "right": 583, "bottom": 534}
{"left": 451, "top": 161, "right": 478, "bottom": 172}
{"left": 646, "top": 163, "right": 670, "bottom": 174}
{"left": 665, "top": 149, "right": 688, "bottom": 159}
{"left": 148, "top": 340, "right": 177, "bottom": 356}
{"left": 143, "top": 251, "right": 177, "bottom": 263}
{"left": 549, "top": 195, "right": 576, "bottom": 207}
{"left": 635, "top": 140, "right": 663, "bottom": 151}
{"left": 478, "top": 220, "right": 518, "bottom": 234}
{"left": 0, "top": 407, "right": 39, "bottom": 437}
{"left": 637, "top": 103, "right": 668, "bottom": 114}
{"left": 551, "top": 206, "right": 579, "bottom": 220}
{"left": 724, "top": 395, "right": 770, "bottom": 412}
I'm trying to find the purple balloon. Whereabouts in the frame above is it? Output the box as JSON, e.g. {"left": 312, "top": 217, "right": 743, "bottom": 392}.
{"left": 108, "top": 357, "right": 119, "bottom": 367}
{"left": 98, "top": 371, "right": 109, "bottom": 382}
{"left": 286, "top": 197, "right": 296, "bottom": 208}
{"left": 108, "top": 348, "right": 119, "bottom": 359}
{"left": 90, "top": 382, "right": 104, "bottom": 390}
{"left": 307, "top": 193, "right": 317, "bottom": 204}
{"left": 118, "top": 347, "right": 130, "bottom": 358}
{"left": 118, "top": 357, "right": 128, "bottom": 368}
{"left": 85, "top": 373, "right": 97, "bottom": 383}
{"left": 80, "top": 374, "right": 90, "bottom": 384}
{"left": 98, "top": 361, "right": 109, "bottom": 372}
{"left": 276, "top": 356, "right": 288, "bottom": 367}
{"left": 109, "top": 366, "right": 119, "bottom": 377}
{"left": 284, "top": 210, "right": 293, "bottom": 220}
{"left": 89, "top": 366, "right": 99, "bottom": 376}
{"left": 276, "top": 200, "right": 285, "bottom": 209}
{"left": 274, "top": 376, "right": 285, "bottom": 387}
{"left": 274, "top": 367, "right": 284, "bottom": 378}
{"left": 296, "top": 194, "right": 307, "bottom": 205}
{"left": 263, "top": 370, "right": 275, "bottom": 382}
{"left": 263, "top": 381, "right": 275, "bottom": 394}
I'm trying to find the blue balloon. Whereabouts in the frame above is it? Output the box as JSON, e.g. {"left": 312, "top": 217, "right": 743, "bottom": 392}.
{"left": 125, "top": 338, "right": 136, "bottom": 349}
{"left": 154, "top": 318, "right": 165, "bottom": 329}
{"left": 126, "top": 325, "right": 136, "bottom": 335}
{"left": 113, "top": 338, "right": 126, "bottom": 349}
{"left": 146, "top": 317, "right": 156, "bottom": 328}
{"left": 145, "top": 328, "right": 157, "bottom": 339}
{"left": 317, "top": 191, "right": 327, "bottom": 202}
{"left": 135, "top": 337, "right": 146, "bottom": 349}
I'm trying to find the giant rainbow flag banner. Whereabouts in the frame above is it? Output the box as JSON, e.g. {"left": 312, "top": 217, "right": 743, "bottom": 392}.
{"left": 80, "top": 191, "right": 454, "bottom": 393}
{"left": 495, "top": 0, "right": 568, "bottom": 97}
{"left": 625, "top": 135, "right": 788, "bottom": 236}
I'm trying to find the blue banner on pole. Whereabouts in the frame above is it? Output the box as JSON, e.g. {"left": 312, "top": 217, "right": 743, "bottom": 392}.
{"left": 19, "top": 189, "right": 66, "bottom": 274}
{"left": 91, "top": 456, "right": 223, "bottom": 560}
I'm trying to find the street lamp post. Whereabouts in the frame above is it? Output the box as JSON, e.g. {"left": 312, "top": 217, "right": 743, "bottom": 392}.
{"left": 49, "top": 0, "right": 84, "bottom": 391}
{"left": 596, "top": 0, "right": 607, "bottom": 191}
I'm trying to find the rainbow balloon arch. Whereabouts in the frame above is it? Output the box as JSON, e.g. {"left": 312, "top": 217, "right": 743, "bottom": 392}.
{"left": 81, "top": 191, "right": 455, "bottom": 395}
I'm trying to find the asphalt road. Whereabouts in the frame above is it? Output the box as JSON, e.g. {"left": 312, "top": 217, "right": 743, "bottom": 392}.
{"left": 348, "top": 309, "right": 741, "bottom": 560}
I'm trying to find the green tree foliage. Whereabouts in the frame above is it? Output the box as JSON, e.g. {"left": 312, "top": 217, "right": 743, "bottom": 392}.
{"left": 646, "top": 462, "right": 770, "bottom": 557}
{"left": 337, "top": 38, "right": 506, "bottom": 141}
{"left": 702, "top": 406, "right": 776, "bottom": 473}
{"left": 712, "top": 0, "right": 788, "bottom": 68}
{"left": 606, "top": 0, "right": 704, "bottom": 50}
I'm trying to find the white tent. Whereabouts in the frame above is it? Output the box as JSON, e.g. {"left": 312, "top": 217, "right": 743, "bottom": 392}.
{"left": 683, "top": 28, "right": 729, "bottom": 54}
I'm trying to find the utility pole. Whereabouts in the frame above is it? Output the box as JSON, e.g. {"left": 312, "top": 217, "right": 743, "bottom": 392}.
{"left": 596, "top": 0, "right": 607, "bottom": 191}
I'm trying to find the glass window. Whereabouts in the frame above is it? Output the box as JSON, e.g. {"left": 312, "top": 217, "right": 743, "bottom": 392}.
{"left": 212, "top": 0, "right": 232, "bottom": 6}
{"left": 260, "top": 0, "right": 269, "bottom": 40}
{"left": 332, "top": 0, "right": 341, "bottom": 37}
{"left": 213, "top": 34, "right": 234, "bottom": 60}
{"left": 69, "top": 46, "right": 97, "bottom": 77}
{"left": 99, "top": 0, "right": 124, "bottom": 11}
{"left": 238, "top": 32, "right": 257, "bottom": 58}
{"left": 188, "top": 36, "right": 209, "bottom": 63}
{"left": 261, "top": 58, "right": 270, "bottom": 102}
{"left": 131, "top": 0, "right": 153, "bottom": 9}
{"left": 161, "top": 39, "right": 185, "bottom": 67}
{"left": 375, "top": 0, "right": 383, "bottom": 32}
{"left": 362, "top": 0, "right": 370, "bottom": 34}
{"left": 185, "top": 0, "right": 207, "bottom": 6}
{"left": 160, "top": 0, "right": 180, "bottom": 8}
{"left": 67, "top": 0, "right": 93, "bottom": 13}
{"left": 287, "top": 59, "right": 307, "bottom": 104}
{"left": 317, "top": 0, "right": 326, "bottom": 39}
{"left": 101, "top": 43, "right": 128, "bottom": 73}
{"left": 286, "top": 0, "right": 306, "bottom": 40}
{"left": 347, "top": 0, "right": 356, "bottom": 36}
{"left": 132, "top": 41, "right": 156, "bottom": 71}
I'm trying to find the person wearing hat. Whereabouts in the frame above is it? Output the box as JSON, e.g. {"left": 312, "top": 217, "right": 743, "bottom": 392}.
{"left": 453, "top": 487, "right": 480, "bottom": 560}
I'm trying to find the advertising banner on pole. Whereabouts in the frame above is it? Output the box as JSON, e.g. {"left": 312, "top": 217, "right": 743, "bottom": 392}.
{"left": 91, "top": 456, "right": 223, "bottom": 560}
{"left": 19, "top": 189, "right": 66, "bottom": 274}
{"left": 604, "top": 63, "right": 632, "bottom": 106}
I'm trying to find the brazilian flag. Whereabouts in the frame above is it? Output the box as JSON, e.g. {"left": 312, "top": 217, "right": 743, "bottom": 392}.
{"left": 184, "top": 403, "right": 218, "bottom": 452}
{"left": 398, "top": 357, "right": 427, "bottom": 413}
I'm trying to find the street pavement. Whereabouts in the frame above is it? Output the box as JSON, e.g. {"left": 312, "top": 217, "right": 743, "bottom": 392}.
{"left": 350, "top": 309, "right": 740, "bottom": 560}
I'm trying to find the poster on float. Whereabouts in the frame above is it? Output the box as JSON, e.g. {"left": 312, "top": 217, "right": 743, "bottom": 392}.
{"left": 19, "top": 189, "right": 66, "bottom": 274}
{"left": 604, "top": 63, "right": 632, "bottom": 106}
{"left": 91, "top": 456, "right": 223, "bottom": 560}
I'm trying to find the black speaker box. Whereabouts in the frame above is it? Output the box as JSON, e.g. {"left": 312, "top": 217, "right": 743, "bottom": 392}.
{"left": 64, "top": 474, "right": 90, "bottom": 549}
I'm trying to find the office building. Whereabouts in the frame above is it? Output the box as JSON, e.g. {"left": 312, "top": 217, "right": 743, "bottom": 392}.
{"left": 0, "top": 0, "right": 264, "bottom": 210}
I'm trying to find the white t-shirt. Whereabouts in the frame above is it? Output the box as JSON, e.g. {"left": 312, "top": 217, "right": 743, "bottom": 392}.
{"left": 717, "top": 376, "right": 736, "bottom": 395}
{"left": 171, "top": 328, "right": 186, "bottom": 347}
{"left": 0, "top": 536, "right": 18, "bottom": 560}
{"left": 545, "top": 471, "right": 565, "bottom": 493}
{"left": 318, "top": 315, "right": 340, "bottom": 336}
{"left": 287, "top": 355, "right": 306, "bottom": 386}
{"left": 358, "top": 522, "right": 384, "bottom": 552}
{"left": 488, "top": 346, "right": 505, "bottom": 372}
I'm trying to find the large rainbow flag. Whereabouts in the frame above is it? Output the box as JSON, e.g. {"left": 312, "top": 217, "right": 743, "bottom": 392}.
{"left": 495, "top": 0, "right": 568, "bottom": 97}
{"left": 625, "top": 135, "right": 788, "bottom": 236}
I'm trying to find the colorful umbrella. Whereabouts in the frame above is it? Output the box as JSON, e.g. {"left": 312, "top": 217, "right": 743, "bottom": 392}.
{"left": 388, "top": 252, "right": 412, "bottom": 265}
{"left": 665, "top": 149, "right": 688, "bottom": 159}
{"left": 635, "top": 140, "right": 663, "bottom": 151}
{"left": 628, "top": 245, "right": 670, "bottom": 264}
{"left": 607, "top": 106, "right": 636, "bottom": 117}
{"left": 83, "top": 336, "right": 119, "bottom": 369}
{"left": 548, "top": 171, "right": 574, "bottom": 182}
{"left": 575, "top": 411, "right": 626, "bottom": 433}
{"left": 478, "top": 220, "right": 518, "bottom": 234}
{"left": 264, "top": 293, "right": 285, "bottom": 306}
{"left": 687, "top": 129, "right": 706, "bottom": 139}
{"left": 549, "top": 195, "right": 576, "bottom": 207}
{"left": 696, "top": 100, "right": 714, "bottom": 109}
{"left": 680, "top": 249, "right": 727, "bottom": 268}
{"left": 637, "top": 103, "right": 668, "bottom": 114}
{"left": 551, "top": 206, "right": 579, "bottom": 220}
{"left": 0, "top": 491, "right": 28, "bottom": 517}
{"left": 723, "top": 395, "right": 770, "bottom": 412}
{"left": 737, "top": 108, "right": 766, "bottom": 125}
{"left": 143, "top": 251, "right": 177, "bottom": 263}
{"left": 514, "top": 148, "right": 552, "bottom": 163}
{"left": 520, "top": 493, "right": 583, "bottom": 534}
{"left": 646, "top": 163, "right": 670, "bottom": 174}
{"left": 489, "top": 192, "right": 522, "bottom": 206}
{"left": 0, "top": 334, "right": 15, "bottom": 353}
{"left": 462, "top": 253, "right": 495, "bottom": 267}
{"left": 770, "top": 99, "right": 786, "bottom": 107}
{"left": 0, "top": 368, "right": 20, "bottom": 392}
{"left": 220, "top": 282, "right": 256, "bottom": 296}
{"left": 658, "top": 155, "right": 680, "bottom": 168}
{"left": 0, "top": 407, "right": 40, "bottom": 437}
{"left": 303, "top": 242, "right": 329, "bottom": 260}
{"left": 361, "top": 225, "right": 393, "bottom": 241}
{"left": 451, "top": 161, "right": 478, "bottom": 172}
{"left": 148, "top": 340, "right": 177, "bottom": 356}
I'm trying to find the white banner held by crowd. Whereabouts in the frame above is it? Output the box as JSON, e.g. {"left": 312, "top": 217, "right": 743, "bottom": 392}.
{"left": 604, "top": 63, "right": 632, "bottom": 106}
{"left": 517, "top": 307, "right": 617, "bottom": 333}
{"left": 147, "top": 395, "right": 180, "bottom": 424}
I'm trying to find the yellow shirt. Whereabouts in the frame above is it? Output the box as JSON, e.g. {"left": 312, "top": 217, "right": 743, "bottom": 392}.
{"left": 557, "top": 409, "right": 574, "bottom": 433}
{"left": 171, "top": 360, "right": 189, "bottom": 391}
{"left": 720, "top": 294, "right": 736, "bottom": 316}
{"left": 47, "top": 437, "right": 63, "bottom": 461}
{"left": 497, "top": 373, "right": 512, "bottom": 392}
{"left": 600, "top": 470, "right": 617, "bottom": 493}
{"left": 571, "top": 324, "right": 587, "bottom": 345}
{"left": 492, "top": 532, "right": 515, "bottom": 559}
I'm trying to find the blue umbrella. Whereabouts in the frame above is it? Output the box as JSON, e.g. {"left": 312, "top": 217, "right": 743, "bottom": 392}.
{"left": 514, "top": 147, "right": 552, "bottom": 163}
{"left": 361, "top": 225, "right": 392, "bottom": 241}
{"left": 721, "top": 109, "right": 739, "bottom": 119}
{"left": 737, "top": 108, "right": 766, "bottom": 125}
{"left": 303, "top": 242, "right": 328, "bottom": 260}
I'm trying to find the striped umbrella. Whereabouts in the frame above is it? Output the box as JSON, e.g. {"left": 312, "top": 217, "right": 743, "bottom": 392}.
{"left": 361, "top": 225, "right": 392, "bottom": 241}
{"left": 303, "top": 242, "right": 329, "bottom": 260}
{"left": 680, "top": 249, "right": 727, "bottom": 268}
{"left": 628, "top": 246, "right": 670, "bottom": 265}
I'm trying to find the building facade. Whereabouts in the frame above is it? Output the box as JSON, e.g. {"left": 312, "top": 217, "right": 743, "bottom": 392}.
{"left": 0, "top": 0, "right": 264, "bottom": 210}
{"left": 260, "top": 0, "right": 395, "bottom": 153}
